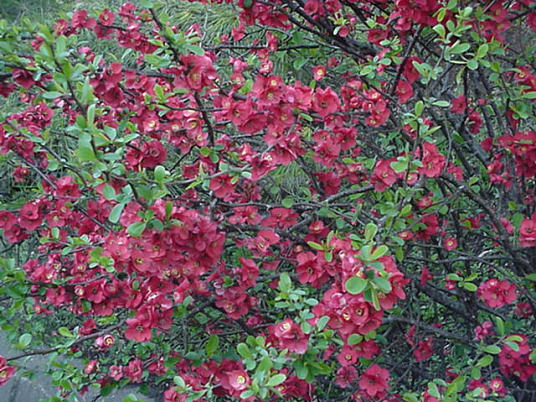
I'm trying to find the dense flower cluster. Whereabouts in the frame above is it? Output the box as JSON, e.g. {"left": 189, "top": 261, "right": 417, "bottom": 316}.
{"left": 0, "top": 0, "right": 535, "bottom": 400}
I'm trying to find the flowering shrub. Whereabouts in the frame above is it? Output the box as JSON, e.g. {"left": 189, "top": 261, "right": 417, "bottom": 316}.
{"left": 0, "top": 0, "right": 535, "bottom": 401}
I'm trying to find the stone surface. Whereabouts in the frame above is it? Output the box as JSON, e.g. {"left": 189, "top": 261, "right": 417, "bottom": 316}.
{"left": 0, "top": 333, "right": 159, "bottom": 402}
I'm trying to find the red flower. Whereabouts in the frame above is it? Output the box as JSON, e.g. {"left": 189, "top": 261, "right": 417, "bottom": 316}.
{"left": 519, "top": 215, "right": 536, "bottom": 247}
{"left": 312, "top": 65, "right": 326, "bottom": 81}
{"left": 515, "top": 302, "right": 533, "bottom": 318}
{"left": 420, "top": 266, "right": 433, "bottom": 286}
{"left": 335, "top": 366, "right": 358, "bottom": 388}
{"left": 263, "top": 207, "right": 298, "bottom": 229}
{"left": 312, "top": 87, "right": 340, "bottom": 118}
{"left": 99, "top": 10, "right": 115, "bottom": 27}
{"left": 125, "top": 317, "right": 153, "bottom": 342}
{"left": 372, "top": 159, "right": 399, "bottom": 192}
{"left": 359, "top": 364, "right": 390, "bottom": 399}
{"left": 124, "top": 358, "right": 143, "bottom": 383}
{"left": 18, "top": 201, "right": 44, "bottom": 231}
{"left": 418, "top": 142, "right": 446, "bottom": 178}
{"left": 271, "top": 318, "right": 309, "bottom": 354}
{"left": 443, "top": 237, "right": 458, "bottom": 251}
{"left": 78, "top": 318, "right": 97, "bottom": 335}
{"left": 163, "top": 388, "right": 180, "bottom": 402}
{"left": 474, "top": 321, "right": 494, "bottom": 340}
{"left": 0, "top": 356, "right": 16, "bottom": 386}
{"left": 84, "top": 360, "right": 98, "bottom": 375}
{"left": 210, "top": 174, "right": 235, "bottom": 199}
{"left": 296, "top": 251, "right": 326, "bottom": 287}
{"left": 140, "top": 140, "right": 167, "bottom": 169}
{"left": 109, "top": 365, "right": 123, "bottom": 381}
{"left": 337, "top": 345, "right": 359, "bottom": 367}
{"left": 478, "top": 279, "right": 517, "bottom": 308}
{"left": 414, "top": 336, "right": 434, "bottom": 362}
{"left": 95, "top": 334, "right": 115, "bottom": 349}
{"left": 488, "top": 377, "right": 506, "bottom": 396}
{"left": 451, "top": 94, "right": 468, "bottom": 114}
{"left": 12, "top": 68, "right": 36, "bottom": 89}
{"left": 395, "top": 80, "right": 414, "bottom": 104}
{"left": 226, "top": 370, "right": 250, "bottom": 392}
{"left": 0, "top": 211, "right": 17, "bottom": 231}
{"left": 181, "top": 54, "right": 218, "bottom": 91}
{"left": 417, "top": 214, "right": 440, "bottom": 242}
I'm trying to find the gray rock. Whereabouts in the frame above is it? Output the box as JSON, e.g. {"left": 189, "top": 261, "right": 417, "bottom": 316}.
{"left": 0, "top": 333, "right": 159, "bottom": 402}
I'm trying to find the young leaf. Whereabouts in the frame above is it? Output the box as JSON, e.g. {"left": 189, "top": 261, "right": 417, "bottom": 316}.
{"left": 205, "top": 335, "right": 219, "bottom": 357}
{"left": 267, "top": 374, "right": 286, "bottom": 387}
{"left": 18, "top": 333, "right": 32, "bottom": 349}
{"left": 108, "top": 203, "right": 125, "bottom": 224}
{"left": 373, "top": 276, "right": 392, "bottom": 293}
{"left": 345, "top": 277, "right": 367, "bottom": 295}
{"left": 127, "top": 221, "right": 146, "bottom": 237}
{"left": 364, "top": 223, "right": 378, "bottom": 243}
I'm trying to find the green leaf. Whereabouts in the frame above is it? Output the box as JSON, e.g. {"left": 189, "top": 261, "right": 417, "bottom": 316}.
{"left": 506, "top": 335, "right": 523, "bottom": 342}
{"left": 317, "top": 316, "right": 329, "bottom": 331}
{"left": 463, "top": 282, "right": 477, "bottom": 291}
{"left": 205, "top": 335, "right": 219, "bottom": 357}
{"left": 102, "top": 185, "right": 116, "bottom": 200}
{"left": 446, "top": 375, "right": 466, "bottom": 396}
{"left": 127, "top": 221, "right": 146, "bottom": 237}
{"left": 293, "top": 360, "right": 308, "bottom": 380}
{"left": 476, "top": 43, "right": 488, "bottom": 59}
{"left": 267, "top": 374, "right": 286, "bottom": 387}
{"left": 58, "top": 327, "right": 73, "bottom": 337}
{"left": 371, "top": 289, "right": 381, "bottom": 310}
{"left": 505, "top": 341, "right": 519, "bottom": 352}
{"left": 522, "top": 91, "right": 536, "bottom": 99}
{"left": 307, "top": 241, "right": 324, "bottom": 251}
{"left": 258, "top": 356, "right": 273, "bottom": 372}
{"left": 237, "top": 343, "right": 251, "bottom": 358}
{"left": 347, "top": 334, "right": 363, "bottom": 345}
{"left": 400, "top": 204, "right": 412, "bottom": 216}
{"left": 42, "top": 91, "right": 62, "bottom": 99}
{"left": 345, "top": 277, "right": 367, "bottom": 295}
{"left": 185, "top": 44, "right": 205, "bottom": 56}
{"left": 415, "top": 100, "right": 424, "bottom": 116}
{"left": 154, "top": 165, "right": 167, "bottom": 184}
{"left": 450, "top": 42, "right": 470, "bottom": 54}
{"left": 87, "top": 104, "right": 96, "bottom": 127}
{"left": 370, "top": 245, "right": 388, "bottom": 260}
{"left": 483, "top": 345, "right": 501, "bottom": 354}
{"left": 278, "top": 273, "right": 292, "bottom": 292}
{"left": 18, "top": 333, "right": 32, "bottom": 349}
{"left": 281, "top": 197, "right": 294, "bottom": 208}
{"left": 163, "top": 202, "right": 173, "bottom": 223}
{"left": 427, "top": 382, "right": 440, "bottom": 398}
{"left": 108, "top": 203, "right": 125, "bottom": 224}
{"left": 123, "top": 394, "right": 140, "bottom": 402}
{"left": 391, "top": 160, "right": 408, "bottom": 173}
{"left": 373, "top": 276, "right": 392, "bottom": 293}
{"left": 433, "top": 24, "right": 446, "bottom": 38}
{"left": 78, "top": 146, "right": 97, "bottom": 162}
{"left": 174, "top": 375, "right": 186, "bottom": 388}
{"left": 530, "top": 349, "right": 536, "bottom": 363}
{"left": 100, "top": 384, "right": 115, "bottom": 397}
{"left": 476, "top": 355, "right": 493, "bottom": 367}
{"left": 432, "top": 100, "right": 450, "bottom": 107}
{"left": 526, "top": 273, "right": 536, "bottom": 282}
{"left": 467, "top": 59, "right": 479, "bottom": 70}
{"left": 241, "top": 390, "right": 255, "bottom": 399}
{"left": 364, "top": 223, "right": 378, "bottom": 243}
